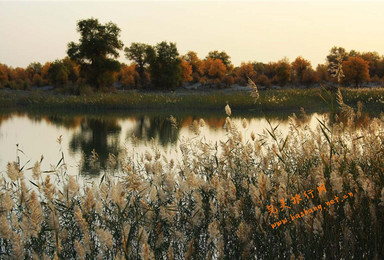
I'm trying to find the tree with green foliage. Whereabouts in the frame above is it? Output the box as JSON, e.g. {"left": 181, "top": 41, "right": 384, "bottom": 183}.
{"left": 124, "top": 43, "right": 152, "bottom": 88}
{"left": 348, "top": 49, "right": 361, "bottom": 58}
{"left": 26, "top": 62, "right": 42, "bottom": 79}
{"left": 147, "top": 41, "right": 181, "bottom": 90}
{"left": 47, "top": 60, "right": 69, "bottom": 86}
{"left": 67, "top": 18, "right": 123, "bottom": 90}
{"left": 26, "top": 62, "right": 43, "bottom": 86}
{"left": 61, "top": 57, "right": 80, "bottom": 84}
{"left": 46, "top": 58, "right": 79, "bottom": 87}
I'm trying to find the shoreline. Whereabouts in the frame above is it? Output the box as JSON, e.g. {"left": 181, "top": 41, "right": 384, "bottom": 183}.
{"left": 0, "top": 86, "right": 383, "bottom": 115}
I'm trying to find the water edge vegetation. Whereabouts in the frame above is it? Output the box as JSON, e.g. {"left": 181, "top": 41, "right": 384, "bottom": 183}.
{"left": 1, "top": 87, "right": 384, "bottom": 114}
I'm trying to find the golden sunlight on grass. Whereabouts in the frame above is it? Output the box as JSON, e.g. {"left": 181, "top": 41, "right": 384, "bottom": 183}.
{"left": 1, "top": 93, "right": 384, "bottom": 259}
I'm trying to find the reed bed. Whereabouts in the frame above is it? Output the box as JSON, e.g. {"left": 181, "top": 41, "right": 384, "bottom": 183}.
{"left": 1, "top": 87, "right": 384, "bottom": 113}
{"left": 1, "top": 98, "right": 384, "bottom": 259}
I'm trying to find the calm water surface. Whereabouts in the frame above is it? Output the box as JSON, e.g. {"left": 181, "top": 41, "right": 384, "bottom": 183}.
{"left": 0, "top": 111, "right": 320, "bottom": 177}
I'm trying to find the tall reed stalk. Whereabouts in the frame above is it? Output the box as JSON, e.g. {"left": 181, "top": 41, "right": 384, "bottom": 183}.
{"left": 0, "top": 90, "right": 383, "bottom": 259}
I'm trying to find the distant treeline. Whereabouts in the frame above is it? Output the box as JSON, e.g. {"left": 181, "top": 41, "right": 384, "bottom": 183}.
{"left": 1, "top": 18, "right": 384, "bottom": 93}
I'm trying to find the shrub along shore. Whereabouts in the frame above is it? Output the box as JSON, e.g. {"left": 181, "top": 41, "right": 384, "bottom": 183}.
{"left": 1, "top": 87, "right": 384, "bottom": 114}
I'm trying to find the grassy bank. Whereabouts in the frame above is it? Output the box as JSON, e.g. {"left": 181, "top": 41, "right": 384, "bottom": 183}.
{"left": 0, "top": 107, "right": 384, "bottom": 259}
{"left": 1, "top": 87, "right": 383, "bottom": 114}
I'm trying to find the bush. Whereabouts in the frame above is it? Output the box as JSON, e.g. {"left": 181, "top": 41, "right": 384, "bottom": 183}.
{"left": 76, "top": 84, "right": 94, "bottom": 96}
{"left": 254, "top": 74, "right": 271, "bottom": 87}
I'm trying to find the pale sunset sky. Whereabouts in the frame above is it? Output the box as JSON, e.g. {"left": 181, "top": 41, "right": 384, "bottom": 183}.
{"left": 0, "top": 0, "right": 383, "bottom": 68}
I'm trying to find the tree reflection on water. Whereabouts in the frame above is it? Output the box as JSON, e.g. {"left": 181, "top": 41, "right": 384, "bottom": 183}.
{"left": 1, "top": 110, "right": 303, "bottom": 176}
{"left": 128, "top": 116, "right": 181, "bottom": 146}
{"left": 69, "top": 118, "right": 121, "bottom": 175}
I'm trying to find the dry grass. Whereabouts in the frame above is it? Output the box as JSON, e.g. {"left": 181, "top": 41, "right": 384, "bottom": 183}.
{"left": 1, "top": 92, "right": 384, "bottom": 259}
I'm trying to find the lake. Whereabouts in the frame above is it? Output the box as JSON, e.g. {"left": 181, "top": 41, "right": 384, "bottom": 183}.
{"left": 0, "top": 110, "right": 321, "bottom": 177}
{"left": 1, "top": 107, "right": 382, "bottom": 259}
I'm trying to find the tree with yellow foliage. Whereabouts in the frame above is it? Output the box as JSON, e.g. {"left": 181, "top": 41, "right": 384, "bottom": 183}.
{"left": 206, "top": 50, "right": 232, "bottom": 71}
{"left": 201, "top": 58, "right": 227, "bottom": 87}
{"left": 119, "top": 63, "right": 140, "bottom": 89}
{"left": 26, "top": 62, "right": 42, "bottom": 86}
{"left": 342, "top": 57, "right": 370, "bottom": 87}
{"left": 274, "top": 58, "right": 291, "bottom": 86}
{"left": 291, "top": 56, "right": 312, "bottom": 85}
{"left": 316, "top": 64, "right": 329, "bottom": 83}
{"left": 6, "top": 67, "right": 29, "bottom": 89}
{"left": 183, "top": 51, "right": 203, "bottom": 82}
{"left": 124, "top": 42, "right": 152, "bottom": 88}
{"left": 0, "top": 63, "right": 8, "bottom": 88}
{"left": 41, "top": 62, "right": 51, "bottom": 85}
{"left": 180, "top": 59, "right": 193, "bottom": 83}
{"left": 235, "top": 62, "right": 256, "bottom": 86}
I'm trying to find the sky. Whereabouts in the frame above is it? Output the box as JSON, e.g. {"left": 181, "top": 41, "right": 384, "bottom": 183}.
{"left": 0, "top": 0, "right": 383, "bottom": 68}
